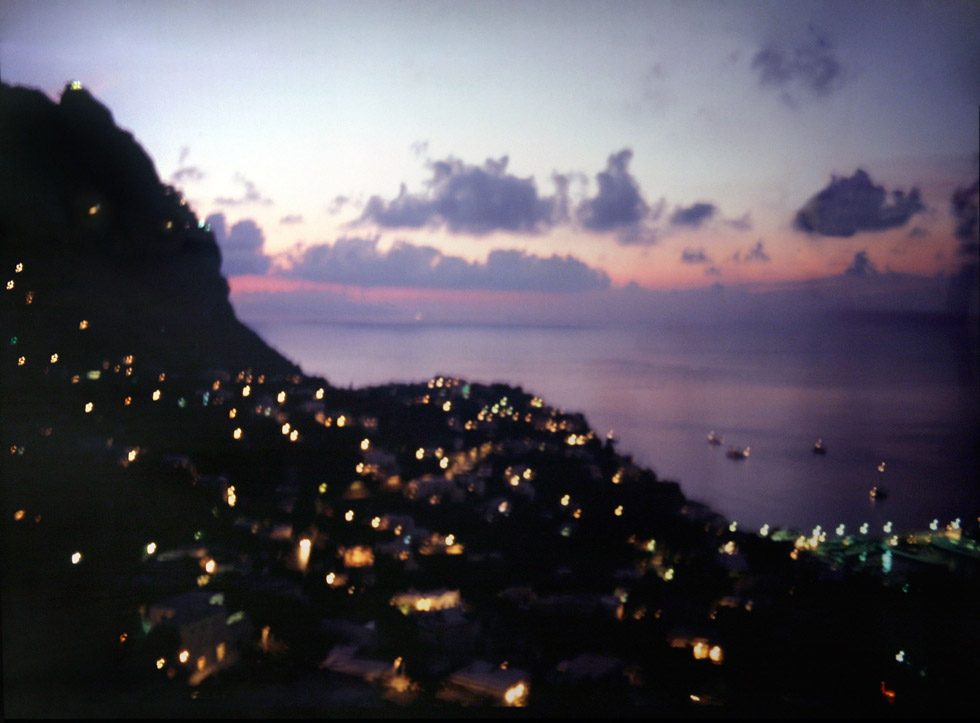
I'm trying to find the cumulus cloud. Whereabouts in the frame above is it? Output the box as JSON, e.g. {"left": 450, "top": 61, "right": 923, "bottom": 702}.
{"left": 169, "top": 146, "right": 204, "bottom": 184}
{"left": 280, "top": 214, "right": 303, "bottom": 225}
{"left": 794, "top": 169, "right": 924, "bottom": 237}
{"left": 680, "top": 247, "right": 711, "bottom": 264}
{"left": 215, "top": 173, "right": 273, "bottom": 206}
{"left": 207, "top": 212, "right": 270, "bottom": 276}
{"left": 285, "top": 237, "right": 609, "bottom": 292}
{"left": 670, "top": 202, "right": 716, "bottom": 228}
{"left": 751, "top": 25, "right": 844, "bottom": 103}
{"left": 732, "top": 240, "right": 771, "bottom": 263}
{"left": 359, "top": 156, "right": 568, "bottom": 235}
{"left": 577, "top": 149, "right": 653, "bottom": 240}
{"left": 844, "top": 250, "right": 878, "bottom": 278}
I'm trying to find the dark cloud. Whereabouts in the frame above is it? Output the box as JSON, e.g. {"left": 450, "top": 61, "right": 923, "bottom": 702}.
{"left": 725, "top": 212, "right": 753, "bottom": 231}
{"left": 215, "top": 173, "right": 273, "bottom": 206}
{"left": 680, "top": 247, "right": 711, "bottom": 264}
{"left": 328, "top": 195, "right": 350, "bottom": 215}
{"left": 207, "top": 212, "right": 270, "bottom": 276}
{"left": 844, "top": 250, "right": 878, "bottom": 278}
{"left": 908, "top": 226, "right": 929, "bottom": 238}
{"left": 359, "top": 156, "right": 567, "bottom": 235}
{"left": 732, "top": 240, "right": 771, "bottom": 263}
{"left": 794, "top": 169, "right": 924, "bottom": 237}
{"left": 951, "top": 177, "right": 979, "bottom": 256}
{"left": 285, "top": 237, "right": 609, "bottom": 292}
{"left": 577, "top": 149, "right": 651, "bottom": 236}
{"left": 670, "top": 202, "right": 716, "bottom": 228}
{"left": 751, "top": 25, "right": 844, "bottom": 102}
{"left": 169, "top": 146, "right": 204, "bottom": 184}
{"left": 946, "top": 177, "right": 979, "bottom": 318}
{"left": 705, "top": 266, "right": 721, "bottom": 277}
{"left": 280, "top": 214, "right": 303, "bottom": 225}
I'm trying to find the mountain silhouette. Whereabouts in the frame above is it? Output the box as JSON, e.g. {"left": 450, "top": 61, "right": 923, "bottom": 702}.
{"left": 0, "top": 80, "right": 297, "bottom": 378}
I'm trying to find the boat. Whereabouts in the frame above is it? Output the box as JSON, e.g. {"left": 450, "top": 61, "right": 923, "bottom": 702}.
{"left": 726, "top": 446, "right": 750, "bottom": 460}
{"left": 869, "top": 460, "right": 887, "bottom": 500}
{"left": 812, "top": 439, "right": 826, "bottom": 455}
{"left": 707, "top": 431, "right": 723, "bottom": 446}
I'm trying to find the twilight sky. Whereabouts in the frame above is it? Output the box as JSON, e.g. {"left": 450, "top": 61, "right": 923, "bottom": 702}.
{"left": 2, "top": 0, "right": 978, "bottom": 324}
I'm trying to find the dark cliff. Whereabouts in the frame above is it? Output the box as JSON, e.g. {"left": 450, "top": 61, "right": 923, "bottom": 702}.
{"left": 0, "top": 81, "right": 298, "bottom": 379}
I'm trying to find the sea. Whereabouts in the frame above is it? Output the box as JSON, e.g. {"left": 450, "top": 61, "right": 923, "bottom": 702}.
{"left": 251, "top": 318, "right": 980, "bottom": 535}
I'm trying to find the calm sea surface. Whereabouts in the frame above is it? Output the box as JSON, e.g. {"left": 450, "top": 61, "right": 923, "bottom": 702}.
{"left": 251, "top": 319, "right": 979, "bottom": 534}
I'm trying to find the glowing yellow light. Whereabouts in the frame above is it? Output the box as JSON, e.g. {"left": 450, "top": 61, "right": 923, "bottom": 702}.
{"left": 17, "top": 356, "right": 26, "bottom": 366}
{"left": 318, "top": 482, "right": 328, "bottom": 494}
{"left": 242, "top": 385, "right": 251, "bottom": 397}
{"left": 15, "top": 262, "right": 23, "bottom": 273}
{"left": 151, "top": 389, "right": 161, "bottom": 401}
{"left": 178, "top": 649, "right": 190, "bottom": 664}
{"left": 614, "top": 505, "right": 624, "bottom": 517}
{"left": 155, "top": 657, "right": 165, "bottom": 670}
{"left": 442, "top": 400, "right": 452, "bottom": 412}
{"left": 25, "top": 290, "right": 34, "bottom": 304}
{"left": 503, "top": 681, "right": 528, "bottom": 707}
{"left": 79, "top": 319, "right": 89, "bottom": 330}
{"left": 445, "top": 533, "right": 455, "bottom": 546}
{"left": 84, "top": 402, "right": 94, "bottom": 413}
{"left": 344, "top": 509, "right": 355, "bottom": 522}
{"left": 5, "top": 280, "right": 14, "bottom": 291}
{"left": 124, "top": 396, "right": 132, "bottom": 406}
{"left": 146, "top": 541, "right": 157, "bottom": 555}
{"left": 663, "top": 567, "right": 675, "bottom": 581}
{"left": 14, "top": 509, "right": 26, "bottom": 521}
{"left": 315, "top": 387, "right": 325, "bottom": 399}
{"left": 371, "top": 516, "right": 381, "bottom": 529}
{"left": 709, "top": 645, "right": 724, "bottom": 664}
{"left": 572, "top": 508, "right": 582, "bottom": 520}
{"left": 71, "top": 551, "right": 82, "bottom": 565}
{"left": 560, "top": 494, "right": 571, "bottom": 507}
{"left": 277, "top": 391, "right": 286, "bottom": 403}
{"left": 693, "top": 641, "right": 709, "bottom": 660}
{"left": 325, "top": 572, "right": 336, "bottom": 585}
{"left": 289, "top": 429, "right": 299, "bottom": 442}
{"left": 439, "top": 457, "right": 449, "bottom": 469}
{"left": 416, "top": 448, "right": 425, "bottom": 460}
{"left": 360, "top": 438, "right": 370, "bottom": 451}
{"left": 281, "top": 423, "right": 291, "bottom": 435}
{"left": 336, "top": 415, "right": 346, "bottom": 427}
{"left": 232, "top": 427, "right": 243, "bottom": 440}
{"left": 226, "top": 485, "right": 237, "bottom": 507}
{"left": 126, "top": 449, "right": 137, "bottom": 463}
{"left": 415, "top": 598, "right": 432, "bottom": 612}
{"left": 228, "top": 408, "right": 237, "bottom": 419}
{"left": 50, "top": 353, "right": 59, "bottom": 363}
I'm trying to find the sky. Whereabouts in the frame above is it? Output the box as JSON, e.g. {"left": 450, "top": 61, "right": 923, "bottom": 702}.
{"left": 2, "top": 0, "right": 978, "bottom": 325}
